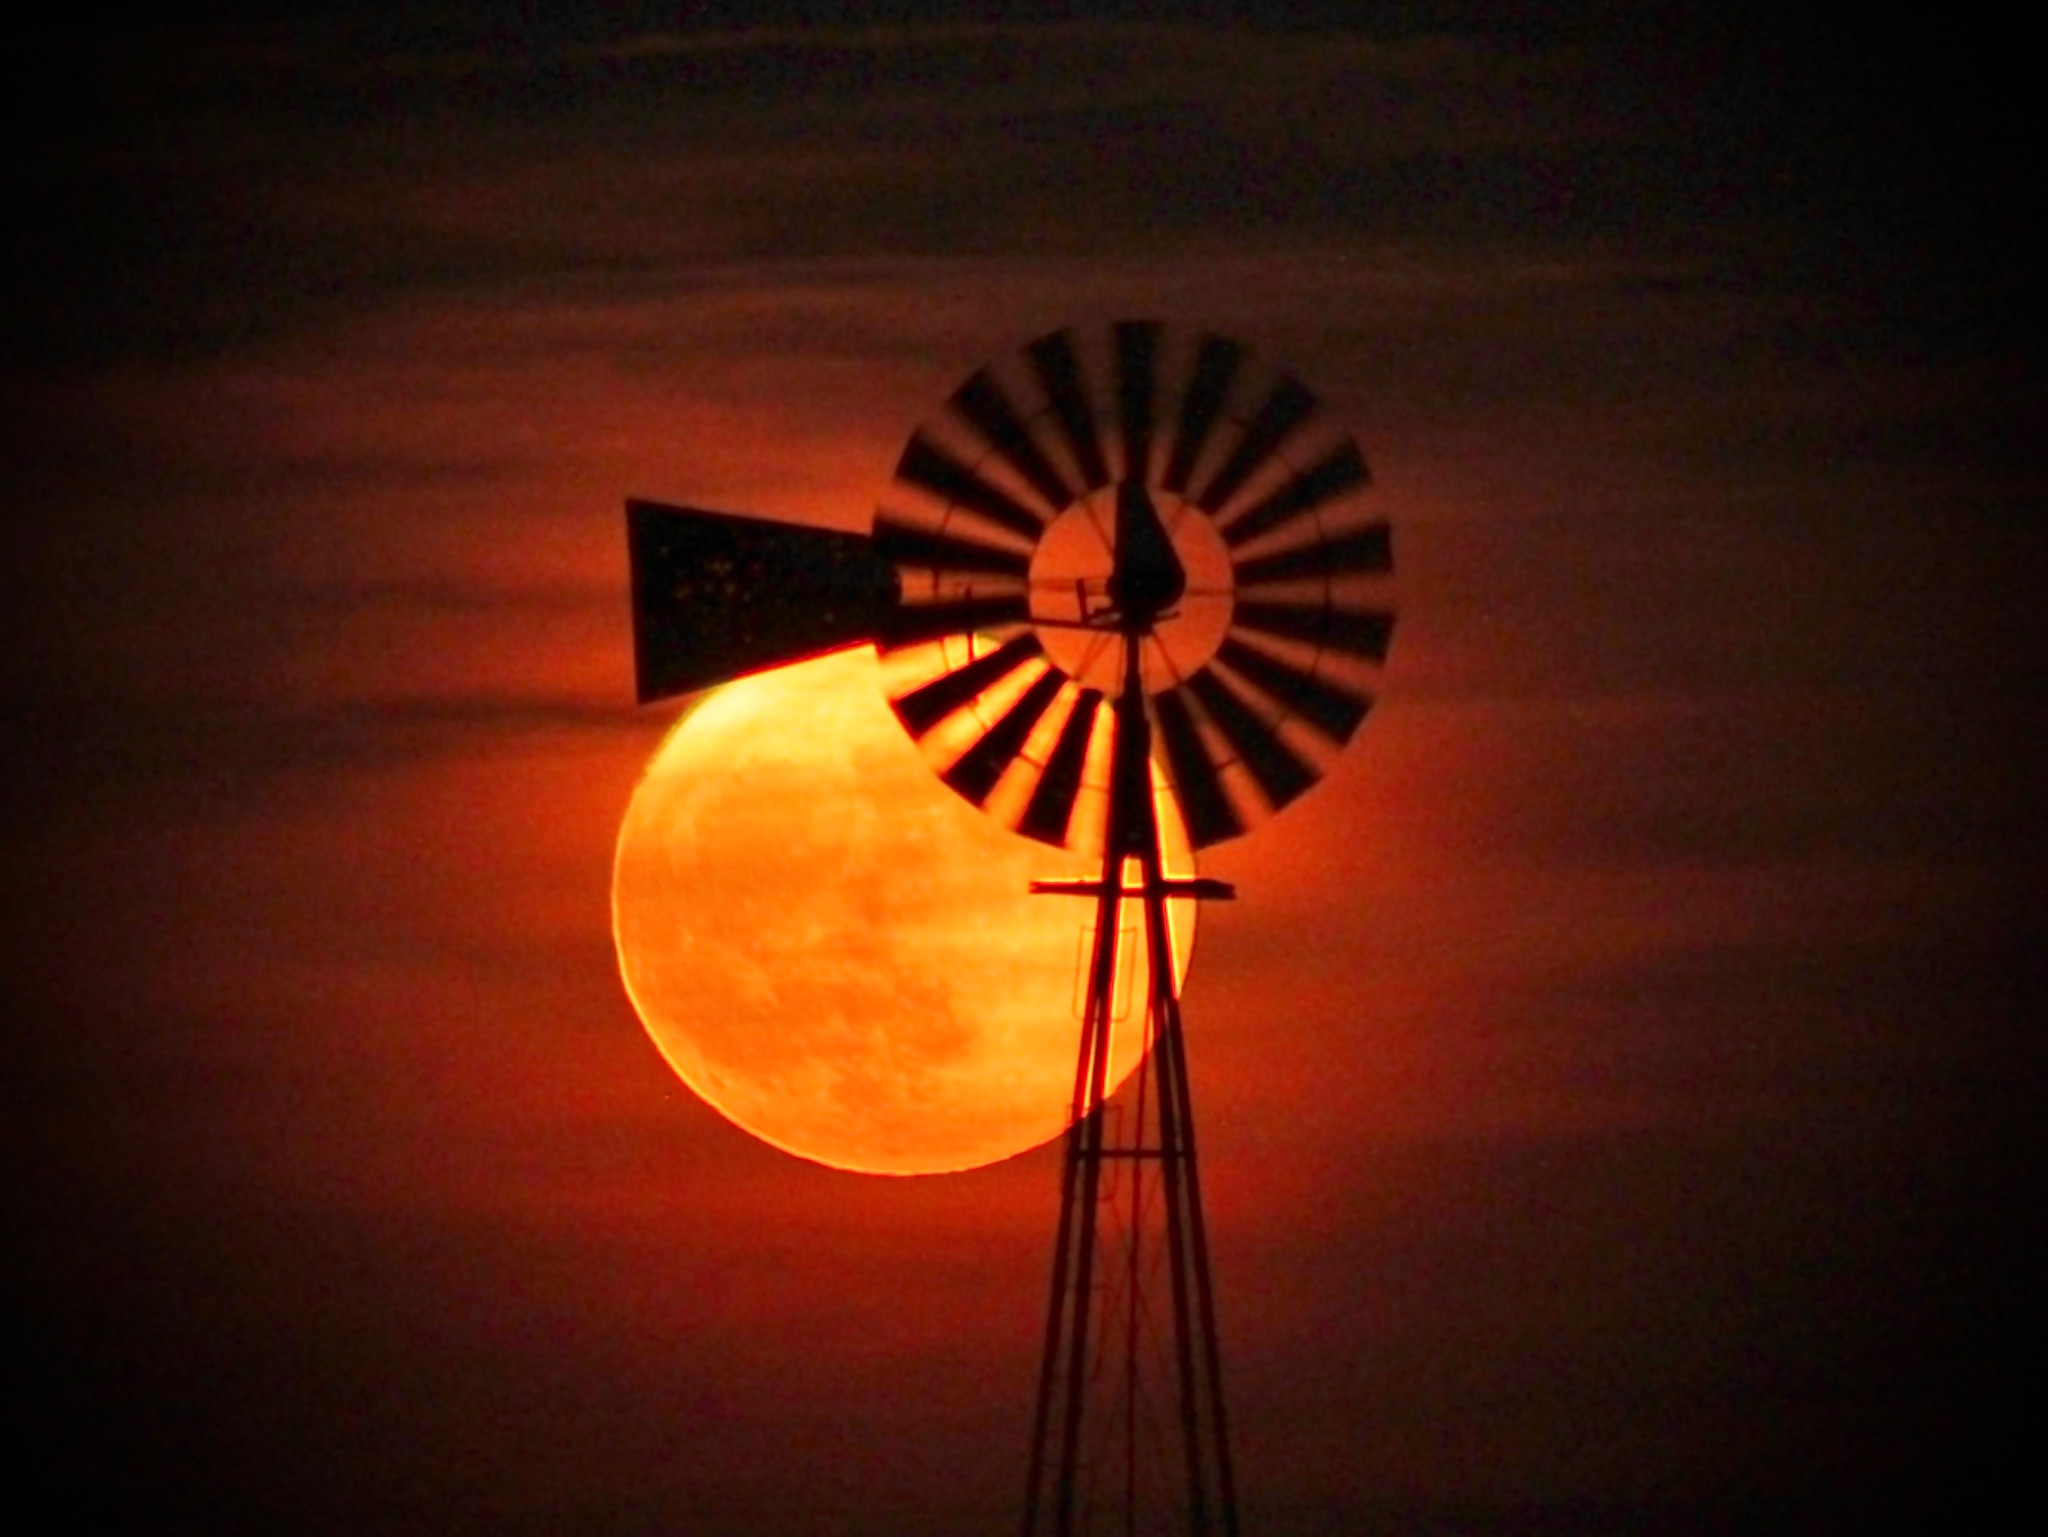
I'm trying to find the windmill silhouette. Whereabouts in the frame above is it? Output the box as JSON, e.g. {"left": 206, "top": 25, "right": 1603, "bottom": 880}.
{"left": 628, "top": 323, "right": 1393, "bottom": 1534}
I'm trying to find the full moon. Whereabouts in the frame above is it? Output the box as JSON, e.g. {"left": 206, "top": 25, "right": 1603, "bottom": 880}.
{"left": 613, "top": 646, "right": 1195, "bottom": 1175}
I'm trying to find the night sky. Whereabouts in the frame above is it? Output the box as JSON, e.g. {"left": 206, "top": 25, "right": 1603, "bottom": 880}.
{"left": 4, "top": 5, "right": 2040, "bottom": 1533}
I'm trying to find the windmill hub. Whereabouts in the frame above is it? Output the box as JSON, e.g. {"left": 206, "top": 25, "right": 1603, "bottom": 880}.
{"left": 1024, "top": 484, "right": 1236, "bottom": 699}
{"left": 1106, "top": 480, "right": 1186, "bottom": 628}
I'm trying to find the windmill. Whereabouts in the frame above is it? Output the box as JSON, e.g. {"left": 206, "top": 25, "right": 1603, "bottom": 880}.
{"left": 627, "top": 322, "right": 1393, "bottom": 1534}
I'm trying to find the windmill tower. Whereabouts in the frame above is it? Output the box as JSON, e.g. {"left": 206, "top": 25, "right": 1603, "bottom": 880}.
{"left": 628, "top": 323, "right": 1393, "bottom": 1535}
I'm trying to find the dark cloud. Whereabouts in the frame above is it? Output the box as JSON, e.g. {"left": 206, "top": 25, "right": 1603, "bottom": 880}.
{"left": 3, "top": 688, "right": 636, "bottom": 821}
{"left": 19, "top": 7, "right": 2028, "bottom": 369}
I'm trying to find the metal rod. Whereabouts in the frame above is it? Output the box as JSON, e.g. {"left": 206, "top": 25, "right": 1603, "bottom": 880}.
{"left": 1166, "top": 996, "right": 1240, "bottom": 1536}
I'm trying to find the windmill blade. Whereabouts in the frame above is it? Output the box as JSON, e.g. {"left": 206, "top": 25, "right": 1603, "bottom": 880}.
{"left": 627, "top": 499, "right": 898, "bottom": 703}
{"left": 873, "top": 512, "right": 1032, "bottom": 579}
{"left": 1187, "top": 666, "right": 1318, "bottom": 811}
{"left": 1163, "top": 334, "right": 1243, "bottom": 494}
{"left": 1232, "top": 522, "right": 1392, "bottom": 588}
{"left": 1114, "top": 321, "right": 1161, "bottom": 483}
{"left": 896, "top": 431, "right": 1047, "bottom": 542}
{"left": 1018, "top": 688, "right": 1105, "bottom": 845}
{"left": 1218, "top": 441, "right": 1370, "bottom": 550}
{"left": 1150, "top": 686, "right": 1243, "bottom": 848}
{"left": 856, "top": 319, "right": 1398, "bottom": 854}
{"left": 892, "top": 631, "right": 1046, "bottom": 738}
{"left": 1232, "top": 598, "right": 1395, "bottom": 664}
{"left": 951, "top": 369, "right": 1075, "bottom": 515}
{"left": 942, "top": 668, "right": 1066, "bottom": 805}
{"left": 1214, "top": 635, "right": 1371, "bottom": 745}
{"left": 1194, "top": 374, "right": 1318, "bottom": 515}
{"left": 881, "top": 593, "right": 1032, "bottom": 649}
{"left": 1027, "top": 328, "right": 1110, "bottom": 491}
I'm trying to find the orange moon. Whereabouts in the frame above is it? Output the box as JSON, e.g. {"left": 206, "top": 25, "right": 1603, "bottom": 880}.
{"left": 612, "top": 646, "right": 1196, "bottom": 1175}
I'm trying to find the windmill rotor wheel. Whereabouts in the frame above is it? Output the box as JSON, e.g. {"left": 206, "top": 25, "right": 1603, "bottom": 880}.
{"left": 874, "top": 322, "right": 1394, "bottom": 854}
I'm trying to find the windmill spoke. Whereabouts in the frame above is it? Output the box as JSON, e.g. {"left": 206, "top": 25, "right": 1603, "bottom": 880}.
{"left": 893, "top": 631, "right": 1047, "bottom": 737}
{"left": 1019, "top": 689, "right": 1105, "bottom": 845}
{"left": 1194, "top": 375, "right": 1317, "bottom": 515}
{"left": 1028, "top": 328, "right": 1110, "bottom": 491}
{"left": 874, "top": 513, "right": 1032, "bottom": 579}
{"left": 1214, "top": 635, "right": 1371, "bottom": 745}
{"left": 1232, "top": 599, "right": 1394, "bottom": 663}
{"left": 897, "top": 431, "right": 1047, "bottom": 542}
{"left": 1187, "top": 666, "right": 1318, "bottom": 811}
{"left": 1163, "top": 334, "right": 1243, "bottom": 495}
{"left": 1071, "top": 628, "right": 1115, "bottom": 686}
{"left": 1232, "top": 522, "right": 1391, "bottom": 588}
{"left": 1218, "top": 441, "right": 1370, "bottom": 550}
{"left": 943, "top": 668, "right": 1066, "bottom": 804}
{"left": 881, "top": 592, "right": 1031, "bottom": 649}
{"left": 952, "top": 368, "right": 1077, "bottom": 515}
{"left": 1151, "top": 686, "right": 1242, "bottom": 847}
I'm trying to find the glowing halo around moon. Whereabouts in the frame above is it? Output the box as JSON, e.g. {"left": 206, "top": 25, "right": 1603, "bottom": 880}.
{"left": 612, "top": 646, "right": 1198, "bottom": 1176}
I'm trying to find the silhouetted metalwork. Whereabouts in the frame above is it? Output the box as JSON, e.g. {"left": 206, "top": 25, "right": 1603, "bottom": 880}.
{"left": 627, "top": 499, "right": 897, "bottom": 703}
{"left": 1021, "top": 640, "right": 1241, "bottom": 1537}
{"left": 874, "top": 323, "right": 1393, "bottom": 857}
{"left": 625, "top": 321, "right": 1396, "bottom": 1536}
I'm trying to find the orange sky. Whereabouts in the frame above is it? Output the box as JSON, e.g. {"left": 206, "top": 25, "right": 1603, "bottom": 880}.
{"left": 4, "top": 7, "right": 2039, "bottom": 1534}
